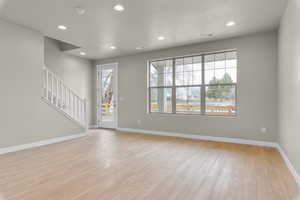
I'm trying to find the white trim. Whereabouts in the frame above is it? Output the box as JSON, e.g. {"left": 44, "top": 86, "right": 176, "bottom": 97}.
{"left": 41, "top": 97, "right": 85, "bottom": 128}
{"left": 43, "top": 66, "right": 82, "bottom": 97}
{"left": 276, "top": 145, "right": 300, "bottom": 187}
{"left": 148, "top": 49, "right": 237, "bottom": 63}
{"left": 116, "top": 127, "right": 277, "bottom": 147}
{"left": 1, "top": 126, "right": 299, "bottom": 188}
{"left": 43, "top": 67, "right": 87, "bottom": 128}
{"left": 96, "top": 63, "right": 119, "bottom": 129}
{"left": 0, "top": 133, "right": 87, "bottom": 155}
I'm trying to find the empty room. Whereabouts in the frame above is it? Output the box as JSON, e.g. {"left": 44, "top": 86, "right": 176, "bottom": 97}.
{"left": 0, "top": 0, "right": 300, "bottom": 199}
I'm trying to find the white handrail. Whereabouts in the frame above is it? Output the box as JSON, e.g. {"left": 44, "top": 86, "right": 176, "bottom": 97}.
{"left": 42, "top": 67, "right": 87, "bottom": 128}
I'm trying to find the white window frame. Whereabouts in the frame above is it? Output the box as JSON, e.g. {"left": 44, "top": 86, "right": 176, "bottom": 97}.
{"left": 147, "top": 49, "right": 238, "bottom": 116}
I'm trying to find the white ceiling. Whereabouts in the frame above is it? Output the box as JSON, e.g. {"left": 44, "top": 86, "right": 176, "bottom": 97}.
{"left": 0, "top": 0, "right": 286, "bottom": 60}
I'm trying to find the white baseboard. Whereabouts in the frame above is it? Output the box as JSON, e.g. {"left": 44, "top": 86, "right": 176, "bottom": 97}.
{"left": 117, "top": 127, "right": 300, "bottom": 188}
{"left": 0, "top": 133, "right": 87, "bottom": 155}
{"left": 277, "top": 145, "right": 300, "bottom": 187}
{"left": 117, "top": 127, "right": 277, "bottom": 147}
{"left": 1, "top": 126, "right": 299, "bottom": 188}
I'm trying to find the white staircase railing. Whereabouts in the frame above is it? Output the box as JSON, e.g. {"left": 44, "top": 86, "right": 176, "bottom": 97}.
{"left": 42, "top": 67, "right": 87, "bottom": 128}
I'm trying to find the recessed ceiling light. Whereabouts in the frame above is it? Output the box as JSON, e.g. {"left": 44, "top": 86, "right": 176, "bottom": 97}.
{"left": 113, "top": 4, "right": 125, "bottom": 11}
{"left": 158, "top": 36, "right": 165, "bottom": 41}
{"left": 136, "top": 46, "right": 144, "bottom": 50}
{"left": 110, "top": 46, "right": 117, "bottom": 50}
{"left": 58, "top": 25, "right": 67, "bottom": 30}
{"left": 226, "top": 21, "right": 236, "bottom": 27}
{"left": 80, "top": 51, "right": 86, "bottom": 56}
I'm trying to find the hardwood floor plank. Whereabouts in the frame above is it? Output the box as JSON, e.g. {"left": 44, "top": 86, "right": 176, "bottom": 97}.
{"left": 0, "top": 129, "right": 298, "bottom": 200}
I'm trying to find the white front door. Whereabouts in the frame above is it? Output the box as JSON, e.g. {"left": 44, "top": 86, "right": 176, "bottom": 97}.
{"left": 97, "top": 63, "right": 118, "bottom": 129}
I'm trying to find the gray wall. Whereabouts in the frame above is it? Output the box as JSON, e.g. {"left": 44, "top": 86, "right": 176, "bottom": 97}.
{"left": 44, "top": 37, "right": 94, "bottom": 126}
{"left": 94, "top": 30, "right": 278, "bottom": 142}
{"left": 0, "top": 19, "right": 84, "bottom": 148}
{"left": 278, "top": 0, "right": 300, "bottom": 176}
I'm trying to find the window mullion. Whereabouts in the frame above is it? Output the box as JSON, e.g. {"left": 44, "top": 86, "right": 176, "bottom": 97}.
{"left": 172, "top": 58, "right": 176, "bottom": 114}
{"left": 201, "top": 55, "right": 206, "bottom": 115}
{"left": 148, "top": 87, "right": 151, "bottom": 113}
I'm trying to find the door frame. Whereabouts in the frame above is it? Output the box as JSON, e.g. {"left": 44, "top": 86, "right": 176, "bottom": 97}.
{"left": 96, "top": 63, "right": 118, "bottom": 129}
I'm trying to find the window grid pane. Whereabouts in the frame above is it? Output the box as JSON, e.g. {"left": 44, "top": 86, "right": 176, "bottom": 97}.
{"left": 205, "top": 84, "right": 236, "bottom": 116}
{"left": 175, "top": 56, "right": 202, "bottom": 86}
{"left": 150, "top": 88, "right": 172, "bottom": 113}
{"left": 204, "top": 51, "right": 237, "bottom": 84}
{"left": 150, "top": 59, "right": 173, "bottom": 87}
{"left": 176, "top": 86, "right": 201, "bottom": 114}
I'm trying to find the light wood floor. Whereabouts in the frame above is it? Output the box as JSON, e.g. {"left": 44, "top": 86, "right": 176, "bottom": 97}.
{"left": 0, "top": 129, "right": 299, "bottom": 200}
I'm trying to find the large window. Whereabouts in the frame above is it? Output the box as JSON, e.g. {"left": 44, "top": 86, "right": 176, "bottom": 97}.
{"left": 148, "top": 50, "right": 237, "bottom": 116}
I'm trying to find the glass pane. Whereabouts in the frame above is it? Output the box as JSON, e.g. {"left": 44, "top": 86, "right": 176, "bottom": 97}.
{"left": 176, "top": 56, "right": 202, "bottom": 86}
{"left": 215, "top": 68, "right": 226, "bottom": 80}
{"left": 183, "top": 71, "right": 193, "bottom": 85}
{"left": 226, "top": 51, "right": 237, "bottom": 60}
{"left": 204, "top": 54, "right": 214, "bottom": 70}
{"left": 165, "top": 73, "right": 173, "bottom": 86}
{"left": 175, "top": 73, "right": 184, "bottom": 85}
{"left": 226, "top": 68, "right": 237, "bottom": 83}
{"left": 184, "top": 57, "right": 193, "bottom": 72}
{"left": 205, "top": 85, "right": 236, "bottom": 116}
{"left": 225, "top": 51, "right": 237, "bottom": 69}
{"left": 150, "top": 60, "right": 173, "bottom": 87}
{"left": 204, "top": 51, "right": 237, "bottom": 84}
{"left": 205, "top": 69, "right": 236, "bottom": 84}
{"left": 205, "top": 70, "right": 215, "bottom": 84}
{"left": 101, "top": 68, "right": 114, "bottom": 121}
{"left": 214, "top": 53, "right": 226, "bottom": 69}
{"left": 226, "top": 57, "right": 237, "bottom": 68}
{"left": 150, "top": 62, "right": 158, "bottom": 87}
{"left": 166, "top": 59, "right": 173, "bottom": 70}
{"left": 192, "top": 70, "right": 202, "bottom": 85}
{"left": 176, "top": 87, "right": 201, "bottom": 114}
{"left": 175, "top": 58, "right": 184, "bottom": 73}
{"left": 193, "top": 56, "right": 202, "bottom": 71}
{"left": 150, "top": 88, "right": 172, "bottom": 113}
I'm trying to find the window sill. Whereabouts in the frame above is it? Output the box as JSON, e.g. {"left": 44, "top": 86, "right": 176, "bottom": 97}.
{"left": 147, "top": 112, "right": 237, "bottom": 118}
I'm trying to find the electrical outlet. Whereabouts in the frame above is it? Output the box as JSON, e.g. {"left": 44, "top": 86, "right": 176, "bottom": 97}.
{"left": 260, "top": 127, "right": 267, "bottom": 134}
{"left": 137, "top": 120, "right": 141, "bottom": 125}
